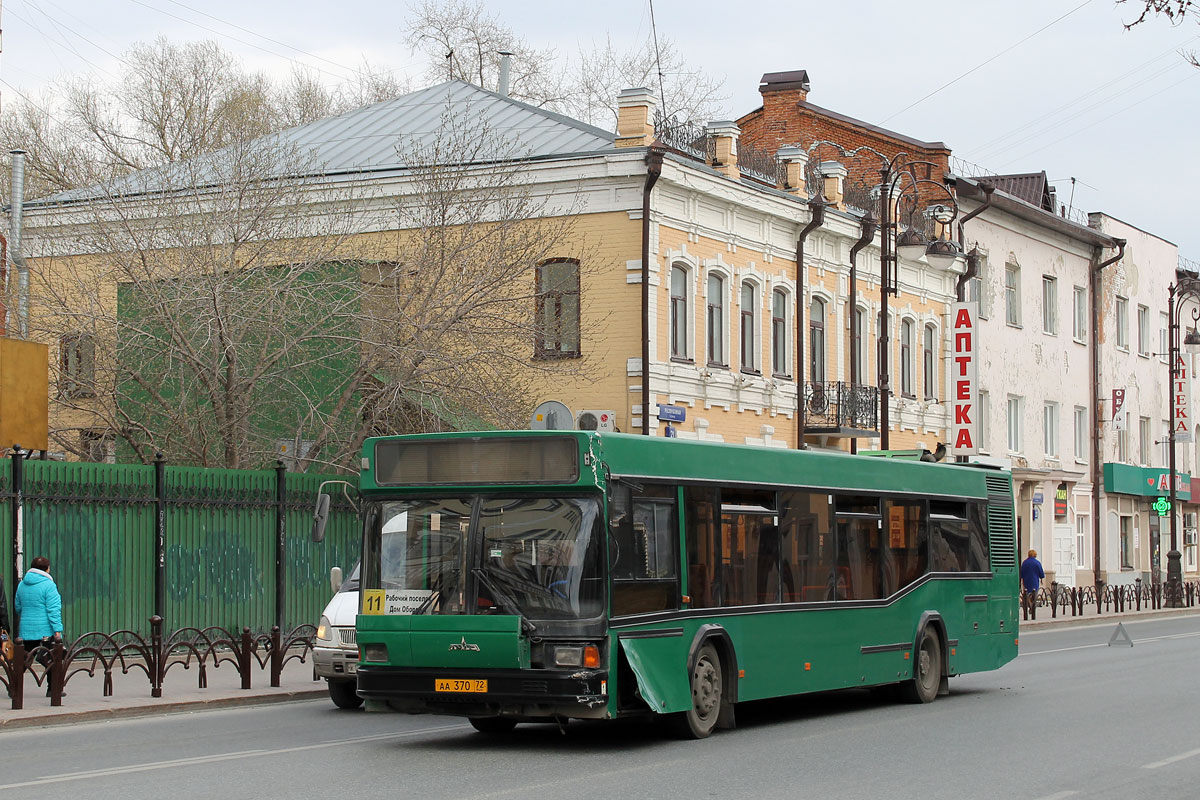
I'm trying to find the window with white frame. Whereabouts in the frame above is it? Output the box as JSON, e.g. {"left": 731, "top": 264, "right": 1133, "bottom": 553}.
{"left": 740, "top": 282, "right": 758, "bottom": 374}
{"left": 979, "top": 390, "right": 991, "bottom": 452}
{"left": 1008, "top": 395, "right": 1023, "bottom": 453}
{"left": 1044, "top": 402, "right": 1059, "bottom": 458}
{"left": 853, "top": 306, "right": 869, "bottom": 384}
{"left": 1005, "top": 264, "right": 1021, "bottom": 326}
{"left": 670, "top": 264, "right": 691, "bottom": 361}
{"left": 923, "top": 323, "right": 936, "bottom": 400}
{"left": 1120, "top": 515, "right": 1133, "bottom": 569}
{"left": 707, "top": 273, "right": 726, "bottom": 367}
{"left": 1137, "top": 304, "right": 1150, "bottom": 356}
{"left": 1139, "top": 416, "right": 1151, "bottom": 465}
{"left": 1117, "top": 413, "right": 1129, "bottom": 462}
{"left": 1042, "top": 276, "right": 1057, "bottom": 334}
{"left": 1160, "top": 312, "right": 1169, "bottom": 363}
{"left": 810, "top": 296, "right": 826, "bottom": 383}
{"left": 771, "top": 288, "right": 789, "bottom": 377}
{"left": 1073, "top": 285, "right": 1087, "bottom": 342}
{"left": 1074, "top": 406, "right": 1088, "bottom": 461}
{"left": 900, "top": 318, "right": 915, "bottom": 397}
{"left": 1162, "top": 419, "right": 1170, "bottom": 467}
{"left": 1116, "top": 296, "right": 1129, "bottom": 349}
{"left": 972, "top": 253, "right": 991, "bottom": 319}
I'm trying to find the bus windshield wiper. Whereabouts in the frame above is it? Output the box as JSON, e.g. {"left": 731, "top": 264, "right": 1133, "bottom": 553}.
{"left": 413, "top": 590, "right": 439, "bottom": 615}
{"left": 471, "top": 568, "right": 536, "bottom": 635}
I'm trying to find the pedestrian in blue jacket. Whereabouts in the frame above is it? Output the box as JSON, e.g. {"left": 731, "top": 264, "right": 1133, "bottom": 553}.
{"left": 1021, "top": 549, "right": 1045, "bottom": 615}
{"left": 15, "top": 556, "right": 64, "bottom": 656}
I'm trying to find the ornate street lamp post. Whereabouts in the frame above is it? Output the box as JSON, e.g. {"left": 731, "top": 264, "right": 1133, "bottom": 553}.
{"left": 1166, "top": 276, "right": 1200, "bottom": 606}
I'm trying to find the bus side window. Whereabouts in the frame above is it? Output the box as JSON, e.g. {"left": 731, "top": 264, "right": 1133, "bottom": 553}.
{"left": 778, "top": 491, "right": 833, "bottom": 603}
{"left": 611, "top": 484, "right": 679, "bottom": 616}
{"left": 930, "top": 500, "right": 972, "bottom": 572}
{"left": 882, "top": 499, "right": 928, "bottom": 594}
{"left": 684, "top": 487, "right": 720, "bottom": 608}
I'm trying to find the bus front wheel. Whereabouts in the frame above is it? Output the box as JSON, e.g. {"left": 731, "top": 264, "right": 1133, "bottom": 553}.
{"left": 901, "top": 629, "right": 942, "bottom": 704}
{"left": 673, "top": 644, "right": 723, "bottom": 739}
{"left": 469, "top": 716, "right": 518, "bottom": 735}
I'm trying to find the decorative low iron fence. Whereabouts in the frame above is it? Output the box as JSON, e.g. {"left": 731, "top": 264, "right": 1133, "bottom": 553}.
{"left": 1020, "top": 578, "right": 1200, "bottom": 621}
{"left": 0, "top": 616, "right": 316, "bottom": 709}
{"left": 653, "top": 113, "right": 711, "bottom": 163}
{"left": 804, "top": 381, "right": 879, "bottom": 431}
{"left": 736, "top": 141, "right": 779, "bottom": 186}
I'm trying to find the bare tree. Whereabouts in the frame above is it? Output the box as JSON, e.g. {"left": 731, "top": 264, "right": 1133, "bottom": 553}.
{"left": 1120, "top": 1, "right": 1200, "bottom": 65}
{"left": 29, "top": 102, "right": 602, "bottom": 470}
{"left": 561, "top": 34, "right": 726, "bottom": 130}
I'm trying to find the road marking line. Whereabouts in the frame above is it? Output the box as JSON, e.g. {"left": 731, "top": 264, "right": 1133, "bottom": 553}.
{"left": 1143, "top": 747, "right": 1200, "bottom": 769}
{"left": 0, "top": 724, "right": 467, "bottom": 789}
{"left": 1023, "top": 630, "right": 1200, "bottom": 656}
{"left": 1032, "top": 791, "right": 1078, "bottom": 800}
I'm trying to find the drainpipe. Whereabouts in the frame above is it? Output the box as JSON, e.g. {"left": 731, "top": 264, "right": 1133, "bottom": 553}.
{"left": 0, "top": 232, "right": 8, "bottom": 337}
{"left": 794, "top": 192, "right": 828, "bottom": 448}
{"left": 641, "top": 146, "right": 664, "bottom": 435}
{"left": 847, "top": 214, "right": 877, "bottom": 454}
{"left": 1091, "top": 238, "right": 1126, "bottom": 590}
{"left": 9, "top": 149, "right": 28, "bottom": 339}
{"left": 954, "top": 183, "right": 994, "bottom": 302}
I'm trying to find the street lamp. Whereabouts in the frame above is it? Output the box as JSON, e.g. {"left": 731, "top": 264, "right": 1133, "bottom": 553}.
{"left": 1166, "top": 276, "right": 1200, "bottom": 606}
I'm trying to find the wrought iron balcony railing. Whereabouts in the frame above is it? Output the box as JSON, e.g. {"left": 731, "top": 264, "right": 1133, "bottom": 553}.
{"left": 804, "top": 381, "right": 879, "bottom": 432}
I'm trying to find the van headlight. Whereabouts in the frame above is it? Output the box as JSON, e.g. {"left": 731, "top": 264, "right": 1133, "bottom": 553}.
{"left": 316, "top": 616, "right": 333, "bottom": 641}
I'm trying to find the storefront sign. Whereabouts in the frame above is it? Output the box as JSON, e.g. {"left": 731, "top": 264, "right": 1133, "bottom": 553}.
{"left": 1112, "top": 388, "right": 1126, "bottom": 431}
{"left": 1174, "top": 354, "right": 1193, "bottom": 443}
{"left": 950, "top": 302, "right": 978, "bottom": 455}
{"left": 1103, "top": 463, "right": 1192, "bottom": 501}
{"left": 1054, "top": 482, "right": 1069, "bottom": 518}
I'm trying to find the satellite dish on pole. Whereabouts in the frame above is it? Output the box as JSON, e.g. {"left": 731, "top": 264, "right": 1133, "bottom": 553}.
{"left": 531, "top": 400, "right": 572, "bottom": 430}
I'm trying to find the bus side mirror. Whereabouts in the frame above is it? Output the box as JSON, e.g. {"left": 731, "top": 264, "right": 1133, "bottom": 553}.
{"left": 330, "top": 566, "right": 343, "bottom": 593}
{"left": 312, "top": 493, "right": 331, "bottom": 542}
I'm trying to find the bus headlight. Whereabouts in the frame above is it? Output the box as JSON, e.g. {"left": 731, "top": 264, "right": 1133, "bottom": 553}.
{"left": 316, "top": 616, "right": 333, "bottom": 641}
{"left": 553, "top": 644, "right": 601, "bottom": 668}
{"left": 362, "top": 643, "right": 388, "bottom": 662}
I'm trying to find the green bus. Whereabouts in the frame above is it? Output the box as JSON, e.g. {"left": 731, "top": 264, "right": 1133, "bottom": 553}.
{"left": 336, "top": 430, "right": 1018, "bottom": 738}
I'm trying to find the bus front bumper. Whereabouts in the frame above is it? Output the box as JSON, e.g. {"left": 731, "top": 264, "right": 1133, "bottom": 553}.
{"left": 356, "top": 666, "right": 610, "bottom": 720}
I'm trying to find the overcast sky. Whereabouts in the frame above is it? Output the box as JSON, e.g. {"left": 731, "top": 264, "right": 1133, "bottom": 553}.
{"left": 3, "top": 0, "right": 1198, "bottom": 260}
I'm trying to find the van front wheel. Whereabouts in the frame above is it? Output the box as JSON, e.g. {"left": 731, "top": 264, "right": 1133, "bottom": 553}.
{"left": 328, "top": 679, "right": 363, "bottom": 709}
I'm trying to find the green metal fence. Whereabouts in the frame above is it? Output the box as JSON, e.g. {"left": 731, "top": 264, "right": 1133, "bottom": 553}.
{"left": 2, "top": 453, "right": 357, "bottom": 638}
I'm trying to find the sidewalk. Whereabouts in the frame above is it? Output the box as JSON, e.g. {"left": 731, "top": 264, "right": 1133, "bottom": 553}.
{"left": 1019, "top": 603, "right": 1200, "bottom": 631}
{"left": 0, "top": 653, "right": 327, "bottom": 731}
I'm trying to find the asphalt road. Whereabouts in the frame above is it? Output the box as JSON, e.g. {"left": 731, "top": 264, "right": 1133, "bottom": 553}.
{"left": 2, "top": 615, "right": 1198, "bottom": 800}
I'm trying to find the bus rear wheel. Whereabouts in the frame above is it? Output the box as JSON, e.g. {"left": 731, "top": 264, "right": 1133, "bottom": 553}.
{"left": 901, "top": 629, "right": 942, "bottom": 704}
{"left": 673, "top": 644, "right": 722, "bottom": 739}
{"left": 469, "top": 716, "right": 518, "bottom": 735}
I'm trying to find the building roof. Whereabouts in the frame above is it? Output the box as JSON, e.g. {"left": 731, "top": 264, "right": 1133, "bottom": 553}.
{"left": 972, "top": 171, "right": 1054, "bottom": 212}
{"left": 30, "top": 80, "right": 617, "bottom": 206}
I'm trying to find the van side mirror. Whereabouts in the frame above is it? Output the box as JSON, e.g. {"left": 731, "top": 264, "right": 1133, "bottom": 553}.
{"left": 311, "top": 493, "right": 331, "bottom": 542}
{"left": 330, "top": 566, "right": 343, "bottom": 593}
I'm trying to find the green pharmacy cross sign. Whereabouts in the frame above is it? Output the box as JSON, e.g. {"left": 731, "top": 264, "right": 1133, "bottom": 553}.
{"left": 1153, "top": 496, "right": 1171, "bottom": 517}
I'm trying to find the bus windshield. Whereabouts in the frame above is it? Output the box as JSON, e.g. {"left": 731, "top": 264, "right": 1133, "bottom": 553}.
{"left": 373, "top": 495, "right": 604, "bottom": 621}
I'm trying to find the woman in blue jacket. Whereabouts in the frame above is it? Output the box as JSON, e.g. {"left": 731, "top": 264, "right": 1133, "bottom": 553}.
{"left": 15, "top": 555, "right": 64, "bottom": 651}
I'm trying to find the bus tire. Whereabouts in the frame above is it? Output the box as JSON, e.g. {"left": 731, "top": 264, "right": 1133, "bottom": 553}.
{"left": 469, "top": 716, "right": 518, "bottom": 735}
{"left": 673, "top": 644, "right": 723, "bottom": 739}
{"left": 901, "top": 628, "right": 942, "bottom": 704}
{"left": 327, "top": 680, "right": 363, "bottom": 709}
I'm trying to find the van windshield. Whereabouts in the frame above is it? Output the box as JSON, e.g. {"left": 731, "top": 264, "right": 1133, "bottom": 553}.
{"left": 370, "top": 496, "right": 604, "bottom": 620}
{"left": 339, "top": 562, "right": 360, "bottom": 593}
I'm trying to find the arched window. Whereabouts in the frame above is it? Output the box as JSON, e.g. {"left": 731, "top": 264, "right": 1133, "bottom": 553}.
{"left": 670, "top": 265, "right": 690, "bottom": 360}
{"left": 810, "top": 297, "right": 826, "bottom": 383}
{"left": 707, "top": 273, "right": 726, "bottom": 366}
{"left": 740, "top": 282, "right": 758, "bottom": 373}
{"left": 901, "top": 318, "right": 915, "bottom": 397}
{"left": 771, "top": 288, "right": 789, "bottom": 376}
{"left": 535, "top": 258, "right": 580, "bottom": 358}
{"left": 923, "top": 323, "right": 937, "bottom": 399}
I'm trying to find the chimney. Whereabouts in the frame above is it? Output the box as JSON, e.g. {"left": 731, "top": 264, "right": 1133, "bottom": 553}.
{"left": 777, "top": 145, "right": 809, "bottom": 198}
{"left": 820, "top": 161, "right": 847, "bottom": 210}
{"left": 615, "top": 88, "right": 658, "bottom": 148}
{"left": 756, "top": 70, "right": 810, "bottom": 150}
{"left": 706, "top": 121, "right": 741, "bottom": 181}
{"left": 497, "top": 50, "right": 513, "bottom": 97}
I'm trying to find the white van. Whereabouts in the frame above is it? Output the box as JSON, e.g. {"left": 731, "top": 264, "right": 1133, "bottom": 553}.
{"left": 313, "top": 563, "right": 361, "bottom": 709}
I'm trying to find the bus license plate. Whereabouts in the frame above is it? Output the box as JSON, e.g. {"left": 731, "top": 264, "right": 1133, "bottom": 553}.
{"left": 435, "top": 678, "right": 487, "bottom": 693}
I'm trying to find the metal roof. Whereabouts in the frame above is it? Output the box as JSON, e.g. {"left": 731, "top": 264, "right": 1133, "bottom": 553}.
{"left": 973, "top": 171, "right": 1054, "bottom": 212}
{"left": 31, "top": 80, "right": 617, "bottom": 206}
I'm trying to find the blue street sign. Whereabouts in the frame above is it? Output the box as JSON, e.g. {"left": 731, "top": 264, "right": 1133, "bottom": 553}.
{"left": 657, "top": 404, "right": 686, "bottom": 422}
{"left": 663, "top": 424, "right": 677, "bottom": 438}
